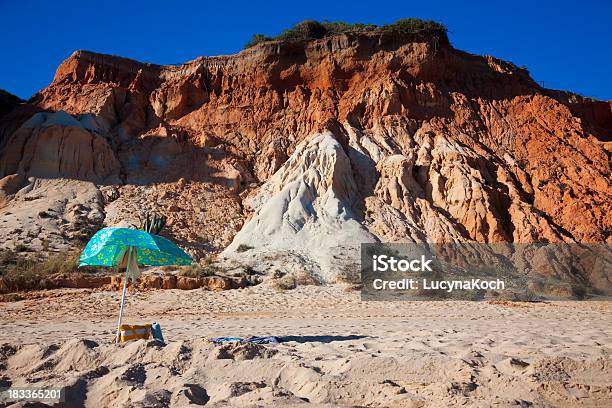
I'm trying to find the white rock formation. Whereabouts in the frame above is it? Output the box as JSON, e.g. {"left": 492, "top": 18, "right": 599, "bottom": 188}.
{"left": 224, "top": 131, "right": 377, "bottom": 282}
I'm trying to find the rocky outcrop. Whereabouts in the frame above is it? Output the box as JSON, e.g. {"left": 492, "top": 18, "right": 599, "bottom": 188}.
{"left": 0, "top": 272, "right": 248, "bottom": 295}
{"left": 0, "top": 111, "right": 120, "bottom": 183}
{"left": 362, "top": 124, "right": 572, "bottom": 244}
{"left": 108, "top": 274, "right": 248, "bottom": 291}
{"left": 0, "top": 178, "right": 105, "bottom": 252}
{"left": 0, "top": 31, "right": 610, "bottom": 284}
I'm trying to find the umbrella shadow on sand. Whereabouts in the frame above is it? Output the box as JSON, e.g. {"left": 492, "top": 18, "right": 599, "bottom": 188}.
{"left": 280, "top": 335, "right": 368, "bottom": 343}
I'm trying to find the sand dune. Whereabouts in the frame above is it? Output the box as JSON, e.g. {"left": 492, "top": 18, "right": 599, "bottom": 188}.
{"left": 1, "top": 285, "right": 611, "bottom": 407}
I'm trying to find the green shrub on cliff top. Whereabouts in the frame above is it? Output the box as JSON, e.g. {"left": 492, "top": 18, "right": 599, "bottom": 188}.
{"left": 382, "top": 18, "right": 446, "bottom": 33}
{"left": 244, "top": 34, "right": 274, "bottom": 49}
{"left": 244, "top": 18, "right": 447, "bottom": 49}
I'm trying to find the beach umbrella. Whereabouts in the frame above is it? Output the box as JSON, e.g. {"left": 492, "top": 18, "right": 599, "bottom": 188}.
{"left": 79, "top": 227, "right": 192, "bottom": 343}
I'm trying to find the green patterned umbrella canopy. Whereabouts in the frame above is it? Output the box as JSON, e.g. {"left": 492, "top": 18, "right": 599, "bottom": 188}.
{"left": 79, "top": 227, "right": 192, "bottom": 267}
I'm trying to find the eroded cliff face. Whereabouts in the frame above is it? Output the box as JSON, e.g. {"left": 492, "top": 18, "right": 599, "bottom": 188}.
{"left": 0, "top": 31, "right": 610, "bottom": 270}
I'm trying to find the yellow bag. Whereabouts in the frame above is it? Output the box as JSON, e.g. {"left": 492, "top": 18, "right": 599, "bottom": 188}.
{"left": 118, "top": 324, "right": 151, "bottom": 343}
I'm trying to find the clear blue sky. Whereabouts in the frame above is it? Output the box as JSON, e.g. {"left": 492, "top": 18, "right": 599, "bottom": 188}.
{"left": 1, "top": 0, "right": 610, "bottom": 100}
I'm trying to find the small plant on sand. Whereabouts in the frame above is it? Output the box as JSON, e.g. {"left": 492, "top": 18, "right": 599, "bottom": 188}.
{"left": 14, "top": 244, "right": 29, "bottom": 253}
{"left": 270, "top": 275, "right": 297, "bottom": 291}
{"left": 236, "top": 244, "right": 254, "bottom": 253}
{"left": 294, "top": 271, "right": 321, "bottom": 286}
{"left": 335, "top": 263, "right": 361, "bottom": 285}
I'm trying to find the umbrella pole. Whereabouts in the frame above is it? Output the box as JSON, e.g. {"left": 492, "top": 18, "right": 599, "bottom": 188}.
{"left": 115, "top": 246, "right": 133, "bottom": 344}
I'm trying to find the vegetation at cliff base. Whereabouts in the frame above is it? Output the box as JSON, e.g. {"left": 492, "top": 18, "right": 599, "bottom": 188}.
{"left": 0, "top": 249, "right": 80, "bottom": 280}
{"left": 244, "top": 18, "right": 447, "bottom": 49}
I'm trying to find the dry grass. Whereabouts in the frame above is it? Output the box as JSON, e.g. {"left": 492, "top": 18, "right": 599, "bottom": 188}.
{"left": 335, "top": 267, "right": 361, "bottom": 285}
{"left": 270, "top": 275, "right": 297, "bottom": 291}
{"left": 265, "top": 269, "right": 319, "bottom": 290}
{"left": 178, "top": 263, "right": 220, "bottom": 278}
{"left": 0, "top": 250, "right": 82, "bottom": 281}
{"left": 176, "top": 254, "right": 225, "bottom": 278}
{"left": 294, "top": 271, "right": 321, "bottom": 286}
{"left": 0, "top": 293, "right": 25, "bottom": 302}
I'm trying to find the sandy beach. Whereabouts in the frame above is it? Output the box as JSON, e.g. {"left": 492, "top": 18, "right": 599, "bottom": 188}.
{"left": 1, "top": 285, "right": 611, "bottom": 407}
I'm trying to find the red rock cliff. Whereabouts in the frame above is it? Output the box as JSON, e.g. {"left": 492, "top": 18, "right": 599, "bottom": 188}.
{"left": 0, "top": 31, "right": 610, "bottom": 260}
